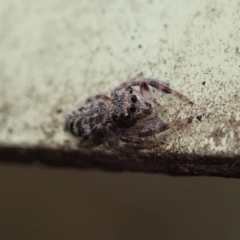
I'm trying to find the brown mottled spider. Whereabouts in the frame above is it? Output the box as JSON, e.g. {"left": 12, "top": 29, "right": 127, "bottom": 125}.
{"left": 64, "top": 75, "right": 193, "bottom": 149}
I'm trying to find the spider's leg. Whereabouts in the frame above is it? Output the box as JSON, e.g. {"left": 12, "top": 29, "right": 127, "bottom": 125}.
{"left": 120, "top": 134, "right": 162, "bottom": 148}
{"left": 140, "top": 80, "right": 152, "bottom": 98}
{"left": 111, "top": 73, "right": 143, "bottom": 96}
{"left": 105, "top": 127, "right": 129, "bottom": 150}
{"left": 151, "top": 98, "right": 166, "bottom": 112}
{"left": 111, "top": 80, "right": 140, "bottom": 96}
{"left": 85, "top": 94, "right": 111, "bottom": 104}
{"left": 140, "top": 78, "right": 193, "bottom": 104}
{"left": 117, "top": 80, "right": 165, "bottom": 112}
{"left": 80, "top": 123, "right": 106, "bottom": 146}
{"left": 138, "top": 116, "right": 193, "bottom": 138}
{"left": 112, "top": 76, "right": 192, "bottom": 104}
{"left": 143, "top": 78, "right": 193, "bottom": 104}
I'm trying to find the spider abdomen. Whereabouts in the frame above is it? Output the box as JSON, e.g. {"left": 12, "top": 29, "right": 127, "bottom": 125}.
{"left": 65, "top": 100, "right": 110, "bottom": 142}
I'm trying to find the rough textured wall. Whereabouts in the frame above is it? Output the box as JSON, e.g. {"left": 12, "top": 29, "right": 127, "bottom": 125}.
{"left": 0, "top": 0, "right": 240, "bottom": 157}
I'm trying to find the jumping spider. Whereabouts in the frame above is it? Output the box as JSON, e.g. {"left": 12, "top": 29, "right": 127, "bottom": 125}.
{"left": 64, "top": 75, "right": 193, "bottom": 149}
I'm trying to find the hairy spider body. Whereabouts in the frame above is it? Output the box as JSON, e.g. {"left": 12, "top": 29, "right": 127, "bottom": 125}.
{"left": 65, "top": 94, "right": 110, "bottom": 145}
{"left": 64, "top": 76, "right": 193, "bottom": 148}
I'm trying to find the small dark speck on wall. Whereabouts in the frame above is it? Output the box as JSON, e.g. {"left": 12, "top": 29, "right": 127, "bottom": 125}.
{"left": 196, "top": 115, "right": 202, "bottom": 121}
{"left": 56, "top": 108, "right": 63, "bottom": 114}
{"left": 8, "top": 128, "right": 13, "bottom": 133}
{"left": 202, "top": 81, "right": 206, "bottom": 86}
{"left": 236, "top": 47, "right": 239, "bottom": 54}
{"left": 138, "top": 45, "right": 142, "bottom": 49}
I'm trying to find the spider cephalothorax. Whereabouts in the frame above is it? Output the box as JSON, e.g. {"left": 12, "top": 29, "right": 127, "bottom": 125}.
{"left": 110, "top": 88, "right": 152, "bottom": 128}
{"left": 65, "top": 75, "right": 193, "bottom": 148}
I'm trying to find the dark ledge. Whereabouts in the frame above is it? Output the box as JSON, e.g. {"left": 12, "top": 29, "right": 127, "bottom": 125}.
{"left": 0, "top": 145, "right": 240, "bottom": 178}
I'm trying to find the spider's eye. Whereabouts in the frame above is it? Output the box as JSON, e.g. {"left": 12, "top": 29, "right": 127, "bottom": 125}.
{"left": 129, "top": 104, "right": 136, "bottom": 113}
{"left": 130, "top": 94, "right": 137, "bottom": 103}
{"left": 128, "top": 88, "right": 133, "bottom": 94}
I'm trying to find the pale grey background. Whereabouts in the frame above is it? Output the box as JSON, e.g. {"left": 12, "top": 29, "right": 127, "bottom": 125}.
{"left": 1, "top": 0, "right": 240, "bottom": 155}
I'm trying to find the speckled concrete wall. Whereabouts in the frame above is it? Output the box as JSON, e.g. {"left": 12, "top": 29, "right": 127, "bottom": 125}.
{"left": 0, "top": 0, "right": 240, "bottom": 156}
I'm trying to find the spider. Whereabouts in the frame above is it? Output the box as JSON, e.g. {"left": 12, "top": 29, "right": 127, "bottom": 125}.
{"left": 64, "top": 75, "right": 193, "bottom": 149}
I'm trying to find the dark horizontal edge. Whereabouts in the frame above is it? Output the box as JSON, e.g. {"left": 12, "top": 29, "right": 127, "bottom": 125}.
{"left": 0, "top": 145, "right": 240, "bottom": 178}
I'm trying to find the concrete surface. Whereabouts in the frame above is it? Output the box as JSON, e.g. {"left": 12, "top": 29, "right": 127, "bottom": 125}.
{"left": 0, "top": 1, "right": 240, "bottom": 157}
